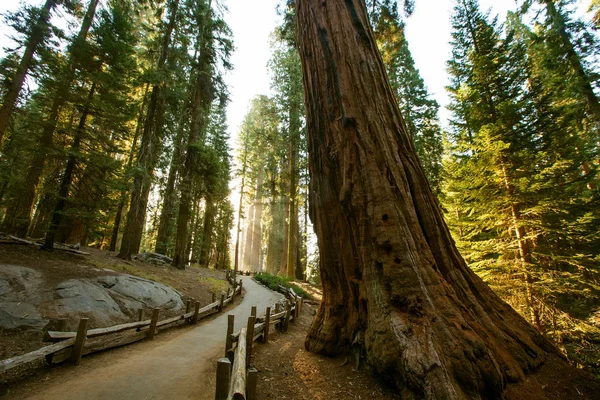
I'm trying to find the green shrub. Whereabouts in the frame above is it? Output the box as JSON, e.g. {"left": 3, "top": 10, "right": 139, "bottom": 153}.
{"left": 254, "top": 272, "right": 312, "bottom": 300}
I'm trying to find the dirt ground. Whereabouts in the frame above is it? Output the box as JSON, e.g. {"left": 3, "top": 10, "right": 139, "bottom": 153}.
{"left": 253, "top": 303, "right": 600, "bottom": 400}
{"left": 253, "top": 303, "right": 401, "bottom": 400}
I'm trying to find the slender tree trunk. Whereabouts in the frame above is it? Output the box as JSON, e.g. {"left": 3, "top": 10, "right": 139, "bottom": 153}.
{"left": 119, "top": 0, "right": 179, "bottom": 260}
{"left": 243, "top": 203, "right": 255, "bottom": 270}
{"left": 286, "top": 101, "right": 300, "bottom": 278}
{"left": 172, "top": 27, "right": 213, "bottom": 268}
{"left": 250, "top": 168, "right": 264, "bottom": 271}
{"left": 278, "top": 194, "right": 290, "bottom": 275}
{"left": 198, "top": 196, "right": 216, "bottom": 268}
{"left": 155, "top": 108, "right": 188, "bottom": 255}
{"left": 266, "top": 174, "right": 283, "bottom": 274}
{"left": 297, "top": 1, "right": 556, "bottom": 398}
{"left": 2, "top": 0, "right": 100, "bottom": 237}
{"left": 108, "top": 83, "right": 150, "bottom": 251}
{"left": 234, "top": 161, "right": 247, "bottom": 275}
{"left": 44, "top": 82, "right": 96, "bottom": 249}
{"left": 0, "top": 0, "right": 57, "bottom": 142}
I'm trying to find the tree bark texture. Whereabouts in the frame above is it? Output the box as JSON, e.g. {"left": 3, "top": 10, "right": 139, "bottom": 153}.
{"left": 297, "top": 1, "right": 556, "bottom": 398}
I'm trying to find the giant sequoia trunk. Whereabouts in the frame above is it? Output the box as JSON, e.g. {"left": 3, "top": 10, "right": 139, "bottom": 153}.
{"left": 297, "top": 1, "right": 556, "bottom": 398}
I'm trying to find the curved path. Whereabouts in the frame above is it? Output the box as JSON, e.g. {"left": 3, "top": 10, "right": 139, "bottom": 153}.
{"left": 19, "top": 276, "right": 282, "bottom": 400}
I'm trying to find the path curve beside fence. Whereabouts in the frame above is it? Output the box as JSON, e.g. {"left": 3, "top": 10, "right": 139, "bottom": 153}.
{"left": 16, "top": 276, "right": 282, "bottom": 400}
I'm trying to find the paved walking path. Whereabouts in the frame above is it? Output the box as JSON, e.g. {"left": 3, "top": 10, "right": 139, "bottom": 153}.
{"left": 21, "top": 276, "right": 282, "bottom": 400}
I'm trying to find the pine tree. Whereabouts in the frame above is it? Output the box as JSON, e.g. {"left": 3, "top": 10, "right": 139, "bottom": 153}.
{"left": 368, "top": 0, "right": 444, "bottom": 193}
{"left": 0, "top": 0, "right": 59, "bottom": 142}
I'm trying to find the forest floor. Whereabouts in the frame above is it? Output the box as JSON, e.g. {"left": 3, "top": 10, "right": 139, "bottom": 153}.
{"left": 254, "top": 295, "right": 600, "bottom": 400}
{"left": 0, "top": 243, "right": 230, "bottom": 394}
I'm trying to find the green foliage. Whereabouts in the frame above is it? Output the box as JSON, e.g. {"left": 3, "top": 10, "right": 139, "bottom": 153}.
{"left": 444, "top": 0, "right": 600, "bottom": 374}
{"left": 254, "top": 272, "right": 311, "bottom": 299}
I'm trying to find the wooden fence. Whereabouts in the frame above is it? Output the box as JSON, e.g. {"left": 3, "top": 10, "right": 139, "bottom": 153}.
{"left": 215, "top": 283, "right": 303, "bottom": 400}
{"left": 0, "top": 277, "right": 244, "bottom": 373}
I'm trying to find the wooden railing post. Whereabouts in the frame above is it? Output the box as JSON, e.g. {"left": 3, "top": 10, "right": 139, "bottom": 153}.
{"left": 212, "top": 292, "right": 216, "bottom": 303}
{"left": 225, "top": 314, "right": 234, "bottom": 359}
{"left": 138, "top": 308, "right": 145, "bottom": 322}
{"left": 233, "top": 281, "right": 237, "bottom": 298}
{"left": 295, "top": 300, "right": 300, "bottom": 321}
{"left": 148, "top": 308, "right": 159, "bottom": 339}
{"left": 219, "top": 294, "right": 225, "bottom": 312}
{"left": 227, "top": 288, "right": 231, "bottom": 298}
{"left": 70, "top": 318, "right": 89, "bottom": 365}
{"left": 251, "top": 306, "right": 256, "bottom": 318}
{"left": 192, "top": 301, "right": 201, "bottom": 324}
{"left": 246, "top": 316, "right": 255, "bottom": 363}
{"left": 46, "top": 318, "right": 68, "bottom": 364}
{"left": 284, "top": 303, "right": 291, "bottom": 332}
{"left": 247, "top": 367, "right": 258, "bottom": 400}
{"left": 263, "top": 307, "right": 271, "bottom": 343}
{"left": 215, "top": 357, "right": 231, "bottom": 400}
{"left": 239, "top": 279, "right": 243, "bottom": 293}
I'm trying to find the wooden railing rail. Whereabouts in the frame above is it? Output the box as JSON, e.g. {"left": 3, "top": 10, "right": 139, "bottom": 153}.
{"left": 0, "top": 277, "right": 242, "bottom": 373}
{"left": 215, "top": 289, "right": 304, "bottom": 400}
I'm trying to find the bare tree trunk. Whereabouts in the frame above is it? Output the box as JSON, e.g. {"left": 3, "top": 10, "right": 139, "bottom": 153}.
{"left": 0, "top": 0, "right": 57, "bottom": 142}
{"left": 297, "top": 1, "right": 556, "bottom": 398}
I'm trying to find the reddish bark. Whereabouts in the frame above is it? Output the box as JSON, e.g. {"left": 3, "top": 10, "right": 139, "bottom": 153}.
{"left": 297, "top": 1, "right": 557, "bottom": 398}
